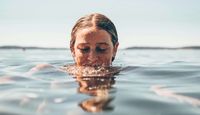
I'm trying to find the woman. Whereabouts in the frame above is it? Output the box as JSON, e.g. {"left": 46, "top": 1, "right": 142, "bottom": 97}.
{"left": 63, "top": 13, "right": 120, "bottom": 76}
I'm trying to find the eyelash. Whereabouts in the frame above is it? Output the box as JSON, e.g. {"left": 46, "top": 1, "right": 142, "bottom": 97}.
{"left": 96, "top": 47, "right": 106, "bottom": 52}
{"left": 79, "top": 47, "right": 90, "bottom": 53}
{"left": 79, "top": 47, "right": 106, "bottom": 53}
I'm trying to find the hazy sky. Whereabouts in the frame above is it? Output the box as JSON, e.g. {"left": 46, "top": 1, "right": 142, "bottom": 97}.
{"left": 0, "top": 0, "right": 200, "bottom": 48}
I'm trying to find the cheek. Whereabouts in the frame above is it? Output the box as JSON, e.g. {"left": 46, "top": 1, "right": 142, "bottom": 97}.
{"left": 74, "top": 51, "right": 87, "bottom": 66}
{"left": 99, "top": 53, "right": 113, "bottom": 64}
{"left": 107, "top": 54, "right": 113, "bottom": 61}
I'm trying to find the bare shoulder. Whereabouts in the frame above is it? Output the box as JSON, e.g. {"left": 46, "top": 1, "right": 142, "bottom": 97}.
{"left": 26, "top": 63, "right": 55, "bottom": 75}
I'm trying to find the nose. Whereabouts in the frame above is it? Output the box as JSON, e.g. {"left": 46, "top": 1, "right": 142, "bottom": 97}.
{"left": 87, "top": 50, "right": 98, "bottom": 63}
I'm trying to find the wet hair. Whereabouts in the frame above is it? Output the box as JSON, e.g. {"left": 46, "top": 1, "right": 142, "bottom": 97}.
{"left": 70, "top": 13, "right": 118, "bottom": 61}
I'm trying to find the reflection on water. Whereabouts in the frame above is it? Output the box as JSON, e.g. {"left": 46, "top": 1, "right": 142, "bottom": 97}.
{"left": 62, "top": 64, "right": 119, "bottom": 112}
{"left": 75, "top": 75, "right": 116, "bottom": 112}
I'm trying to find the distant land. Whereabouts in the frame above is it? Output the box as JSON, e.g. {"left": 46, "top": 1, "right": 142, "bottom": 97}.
{"left": 0, "top": 45, "right": 200, "bottom": 50}
{"left": 126, "top": 46, "right": 200, "bottom": 50}
{"left": 0, "top": 46, "right": 67, "bottom": 50}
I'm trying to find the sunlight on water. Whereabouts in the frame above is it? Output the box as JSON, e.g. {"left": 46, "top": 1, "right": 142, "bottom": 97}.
{"left": 0, "top": 49, "right": 200, "bottom": 115}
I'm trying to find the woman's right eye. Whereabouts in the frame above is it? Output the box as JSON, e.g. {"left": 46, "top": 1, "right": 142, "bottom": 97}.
{"left": 79, "top": 47, "right": 90, "bottom": 53}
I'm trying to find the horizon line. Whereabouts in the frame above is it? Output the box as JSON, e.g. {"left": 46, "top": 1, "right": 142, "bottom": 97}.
{"left": 1, "top": 45, "right": 200, "bottom": 50}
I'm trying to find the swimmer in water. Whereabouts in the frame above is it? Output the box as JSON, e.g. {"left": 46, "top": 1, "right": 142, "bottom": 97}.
{"left": 62, "top": 13, "right": 120, "bottom": 76}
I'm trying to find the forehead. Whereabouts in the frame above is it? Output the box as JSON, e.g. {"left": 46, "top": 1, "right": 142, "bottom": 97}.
{"left": 75, "top": 27, "right": 112, "bottom": 44}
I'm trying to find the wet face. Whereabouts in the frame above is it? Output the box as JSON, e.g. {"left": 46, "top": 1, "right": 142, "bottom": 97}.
{"left": 72, "top": 27, "right": 118, "bottom": 67}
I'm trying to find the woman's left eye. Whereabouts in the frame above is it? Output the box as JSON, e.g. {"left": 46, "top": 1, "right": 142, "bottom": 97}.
{"left": 96, "top": 47, "right": 106, "bottom": 52}
{"left": 80, "top": 47, "right": 90, "bottom": 53}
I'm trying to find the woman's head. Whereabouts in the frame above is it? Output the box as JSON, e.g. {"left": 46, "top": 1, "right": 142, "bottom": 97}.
{"left": 70, "top": 13, "right": 119, "bottom": 67}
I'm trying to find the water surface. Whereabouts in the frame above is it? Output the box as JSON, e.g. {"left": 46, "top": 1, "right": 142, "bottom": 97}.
{"left": 0, "top": 49, "right": 200, "bottom": 115}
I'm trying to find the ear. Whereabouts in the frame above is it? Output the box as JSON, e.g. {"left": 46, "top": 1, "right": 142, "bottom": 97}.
{"left": 113, "top": 42, "right": 119, "bottom": 57}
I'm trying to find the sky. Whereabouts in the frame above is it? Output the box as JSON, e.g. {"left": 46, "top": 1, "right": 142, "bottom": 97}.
{"left": 0, "top": 0, "right": 200, "bottom": 49}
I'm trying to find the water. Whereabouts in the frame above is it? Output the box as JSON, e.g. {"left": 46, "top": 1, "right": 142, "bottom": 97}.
{"left": 0, "top": 49, "right": 200, "bottom": 115}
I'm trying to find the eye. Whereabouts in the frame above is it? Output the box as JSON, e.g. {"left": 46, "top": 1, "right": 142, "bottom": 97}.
{"left": 96, "top": 47, "right": 106, "bottom": 52}
{"left": 79, "top": 47, "right": 90, "bottom": 53}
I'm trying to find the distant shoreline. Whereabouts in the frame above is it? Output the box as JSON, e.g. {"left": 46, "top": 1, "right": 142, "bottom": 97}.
{"left": 0, "top": 45, "right": 200, "bottom": 50}
{"left": 125, "top": 46, "right": 200, "bottom": 50}
{"left": 0, "top": 46, "right": 67, "bottom": 50}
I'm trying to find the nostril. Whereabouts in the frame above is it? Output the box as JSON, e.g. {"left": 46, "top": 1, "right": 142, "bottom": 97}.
{"left": 88, "top": 56, "right": 98, "bottom": 61}
{"left": 87, "top": 52, "right": 98, "bottom": 61}
{"left": 88, "top": 59, "right": 98, "bottom": 64}
{"left": 87, "top": 58, "right": 99, "bottom": 66}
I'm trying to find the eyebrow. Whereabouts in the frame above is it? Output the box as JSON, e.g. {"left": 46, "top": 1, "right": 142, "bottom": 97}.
{"left": 77, "top": 42, "right": 109, "bottom": 46}
{"left": 96, "top": 42, "right": 109, "bottom": 46}
{"left": 77, "top": 43, "right": 90, "bottom": 46}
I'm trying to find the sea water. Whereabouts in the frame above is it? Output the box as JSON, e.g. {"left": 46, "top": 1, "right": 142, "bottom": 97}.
{"left": 0, "top": 49, "right": 200, "bottom": 115}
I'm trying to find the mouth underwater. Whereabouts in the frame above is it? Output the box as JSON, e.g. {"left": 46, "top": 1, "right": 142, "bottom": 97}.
{"left": 61, "top": 65, "right": 121, "bottom": 77}
{"left": 81, "top": 62, "right": 111, "bottom": 68}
